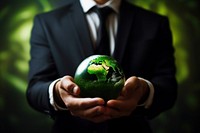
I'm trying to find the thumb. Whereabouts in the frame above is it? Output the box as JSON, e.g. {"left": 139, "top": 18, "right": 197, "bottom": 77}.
{"left": 121, "top": 76, "right": 139, "bottom": 97}
{"left": 60, "top": 76, "right": 80, "bottom": 96}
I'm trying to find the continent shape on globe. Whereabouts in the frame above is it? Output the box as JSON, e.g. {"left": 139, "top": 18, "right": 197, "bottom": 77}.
{"left": 74, "top": 55, "right": 125, "bottom": 101}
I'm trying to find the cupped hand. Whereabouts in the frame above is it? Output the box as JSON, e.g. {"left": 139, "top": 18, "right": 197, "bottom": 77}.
{"left": 104, "top": 76, "right": 148, "bottom": 118}
{"left": 54, "top": 76, "right": 111, "bottom": 123}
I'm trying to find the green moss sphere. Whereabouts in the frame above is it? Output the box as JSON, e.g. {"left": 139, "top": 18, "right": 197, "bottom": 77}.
{"left": 74, "top": 55, "right": 125, "bottom": 101}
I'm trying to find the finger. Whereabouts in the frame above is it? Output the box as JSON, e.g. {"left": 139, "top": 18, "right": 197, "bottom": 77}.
{"left": 105, "top": 100, "right": 133, "bottom": 118}
{"left": 66, "top": 97, "right": 105, "bottom": 110}
{"left": 125, "top": 77, "right": 147, "bottom": 102}
{"left": 60, "top": 76, "right": 80, "bottom": 96}
{"left": 121, "top": 76, "right": 139, "bottom": 97}
{"left": 107, "top": 99, "right": 136, "bottom": 113}
{"left": 124, "top": 76, "right": 139, "bottom": 89}
{"left": 69, "top": 103, "right": 110, "bottom": 122}
{"left": 77, "top": 105, "right": 104, "bottom": 118}
{"left": 106, "top": 99, "right": 122, "bottom": 110}
{"left": 73, "top": 106, "right": 111, "bottom": 123}
{"left": 103, "top": 105, "right": 123, "bottom": 118}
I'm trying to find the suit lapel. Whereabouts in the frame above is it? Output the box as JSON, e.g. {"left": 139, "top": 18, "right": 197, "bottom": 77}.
{"left": 62, "top": 1, "right": 136, "bottom": 62}
{"left": 114, "top": 1, "right": 135, "bottom": 63}
{"left": 70, "top": 1, "right": 94, "bottom": 58}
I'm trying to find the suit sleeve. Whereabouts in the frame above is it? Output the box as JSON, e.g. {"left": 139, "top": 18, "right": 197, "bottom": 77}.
{"left": 134, "top": 16, "right": 178, "bottom": 119}
{"left": 147, "top": 17, "right": 177, "bottom": 119}
{"left": 26, "top": 15, "right": 58, "bottom": 115}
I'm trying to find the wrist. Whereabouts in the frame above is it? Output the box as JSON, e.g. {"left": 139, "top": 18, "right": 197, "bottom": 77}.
{"left": 138, "top": 83, "right": 150, "bottom": 105}
{"left": 137, "top": 77, "right": 154, "bottom": 109}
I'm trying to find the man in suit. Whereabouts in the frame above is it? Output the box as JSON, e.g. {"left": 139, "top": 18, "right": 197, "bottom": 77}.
{"left": 27, "top": 0, "right": 177, "bottom": 132}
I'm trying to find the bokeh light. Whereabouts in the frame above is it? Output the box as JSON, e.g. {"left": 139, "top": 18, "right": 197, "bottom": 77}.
{"left": 0, "top": 0, "right": 200, "bottom": 133}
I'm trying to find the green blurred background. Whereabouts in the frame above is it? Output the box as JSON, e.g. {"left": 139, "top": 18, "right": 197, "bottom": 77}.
{"left": 0, "top": 0, "right": 200, "bottom": 132}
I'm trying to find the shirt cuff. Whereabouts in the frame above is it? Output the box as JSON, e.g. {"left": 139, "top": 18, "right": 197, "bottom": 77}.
{"left": 49, "top": 78, "right": 68, "bottom": 111}
{"left": 138, "top": 77, "right": 154, "bottom": 109}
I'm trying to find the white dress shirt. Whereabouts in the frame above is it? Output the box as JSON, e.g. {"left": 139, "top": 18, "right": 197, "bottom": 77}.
{"left": 80, "top": 0, "right": 121, "bottom": 55}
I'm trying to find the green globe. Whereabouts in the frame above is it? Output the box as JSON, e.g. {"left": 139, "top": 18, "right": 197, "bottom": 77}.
{"left": 74, "top": 55, "right": 125, "bottom": 101}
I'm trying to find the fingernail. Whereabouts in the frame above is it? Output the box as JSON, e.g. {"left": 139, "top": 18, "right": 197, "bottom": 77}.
{"left": 98, "top": 99, "right": 105, "bottom": 105}
{"left": 73, "top": 86, "right": 79, "bottom": 95}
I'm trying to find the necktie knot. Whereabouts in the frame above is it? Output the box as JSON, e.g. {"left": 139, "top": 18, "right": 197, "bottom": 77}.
{"left": 95, "top": 6, "right": 113, "bottom": 22}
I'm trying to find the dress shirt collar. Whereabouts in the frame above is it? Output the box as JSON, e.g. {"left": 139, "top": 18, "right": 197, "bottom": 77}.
{"left": 80, "top": 0, "right": 121, "bottom": 13}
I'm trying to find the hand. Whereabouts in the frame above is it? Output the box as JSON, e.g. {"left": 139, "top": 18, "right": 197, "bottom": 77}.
{"left": 104, "top": 76, "right": 149, "bottom": 118}
{"left": 54, "top": 76, "right": 111, "bottom": 123}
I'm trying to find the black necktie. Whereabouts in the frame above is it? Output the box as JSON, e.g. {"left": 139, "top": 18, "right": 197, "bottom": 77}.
{"left": 94, "top": 6, "right": 112, "bottom": 56}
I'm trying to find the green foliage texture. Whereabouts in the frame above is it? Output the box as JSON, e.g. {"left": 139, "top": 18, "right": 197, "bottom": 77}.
{"left": 0, "top": 0, "right": 200, "bottom": 132}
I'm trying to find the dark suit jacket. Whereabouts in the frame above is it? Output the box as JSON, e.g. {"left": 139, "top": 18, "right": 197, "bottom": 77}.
{"left": 27, "top": 0, "right": 177, "bottom": 132}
